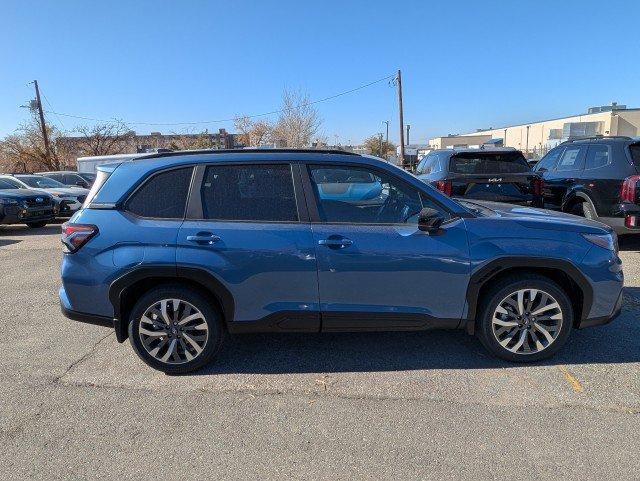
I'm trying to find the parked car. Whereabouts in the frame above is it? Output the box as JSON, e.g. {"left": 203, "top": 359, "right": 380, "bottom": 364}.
{"left": 415, "top": 148, "right": 544, "bottom": 207}
{"left": 533, "top": 136, "right": 640, "bottom": 234}
{"left": 0, "top": 174, "right": 89, "bottom": 218}
{"left": 60, "top": 149, "right": 623, "bottom": 374}
{"left": 37, "top": 171, "right": 96, "bottom": 189}
{"left": 0, "top": 178, "right": 55, "bottom": 228}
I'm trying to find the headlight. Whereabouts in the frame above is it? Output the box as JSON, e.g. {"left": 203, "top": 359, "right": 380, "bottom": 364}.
{"left": 582, "top": 232, "right": 618, "bottom": 253}
{"left": 0, "top": 198, "right": 19, "bottom": 205}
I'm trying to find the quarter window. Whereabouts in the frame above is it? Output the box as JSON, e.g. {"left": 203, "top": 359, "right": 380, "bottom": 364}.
{"left": 585, "top": 145, "right": 611, "bottom": 170}
{"left": 126, "top": 167, "right": 193, "bottom": 218}
{"left": 309, "top": 165, "right": 440, "bottom": 224}
{"left": 200, "top": 164, "right": 298, "bottom": 222}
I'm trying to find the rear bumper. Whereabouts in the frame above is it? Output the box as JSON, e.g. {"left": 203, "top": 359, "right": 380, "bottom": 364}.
{"left": 60, "top": 303, "right": 114, "bottom": 328}
{"left": 599, "top": 216, "right": 640, "bottom": 235}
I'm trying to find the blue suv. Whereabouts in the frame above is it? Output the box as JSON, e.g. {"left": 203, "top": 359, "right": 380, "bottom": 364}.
{"left": 60, "top": 149, "right": 624, "bottom": 373}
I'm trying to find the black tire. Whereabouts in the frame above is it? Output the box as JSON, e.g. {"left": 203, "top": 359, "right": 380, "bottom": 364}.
{"left": 581, "top": 199, "right": 598, "bottom": 220}
{"left": 476, "top": 275, "right": 573, "bottom": 363}
{"left": 26, "top": 221, "right": 48, "bottom": 228}
{"left": 128, "top": 285, "right": 224, "bottom": 374}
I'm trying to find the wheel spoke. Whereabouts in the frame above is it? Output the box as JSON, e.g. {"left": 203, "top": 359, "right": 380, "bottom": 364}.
{"left": 531, "top": 302, "right": 559, "bottom": 316}
{"left": 139, "top": 327, "right": 167, "bottom": 337}
{"left": 182, "top": 332, "right": 204, "bottom": 354}
{"left": 517, "top": 290, "right": 525, "bottom": 315}
{"left": 534, "top": 323, "right": 554, "bottom": 343}
{"left": 178, "top": 312, "right": 205, "bottom": 326}
{"left": 161, "top": 339, "right": 177, "bottom": 362}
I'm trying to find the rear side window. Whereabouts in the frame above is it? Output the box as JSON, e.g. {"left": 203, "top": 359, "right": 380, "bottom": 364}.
{"left": 585, "top": 145, "right": 611, "bottom": 170}
{"left": 630, "top": 144, "right": 640, "bottom": 167}
{"left": 200, "top": 164, "right": 298, "bottom": 222}
{"left": 556, "top": 146, "right": 585, "bottom": 171}
{"left": 450, "top": 153, "right": 530, "bottom": 174}
{"left": 125, "top": 167, "right": 193, "bottom": 218}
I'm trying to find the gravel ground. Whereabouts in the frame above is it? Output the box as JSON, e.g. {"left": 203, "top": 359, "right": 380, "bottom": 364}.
{"left": 1, "top": 224, "right": 639, "bottom": 480}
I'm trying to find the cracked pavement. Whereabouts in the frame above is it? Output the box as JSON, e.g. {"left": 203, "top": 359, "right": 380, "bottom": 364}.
{"left": 1, "top": 225, "right": 639, "bottom": 480}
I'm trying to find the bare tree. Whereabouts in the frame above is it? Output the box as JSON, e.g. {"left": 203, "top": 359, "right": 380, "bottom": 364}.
{"left": 272, "top": 89, "right": 321, "bottom": 148}
{"left": 70, "top": 120, "right": 134, "bottom": 157}
{"left": 234, "top": 116, "right": 273, "bottom": 147}
{"left": 0, "top": 118, "right": 62, "bottom": 172}
{"left": 168, "top": 130, "right": 216, "bottom": 150}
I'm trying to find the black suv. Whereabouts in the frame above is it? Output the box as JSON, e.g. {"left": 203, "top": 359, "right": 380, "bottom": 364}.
{"left": 415, "top": 148, "right": 544, "bottom": 207}
{"left": 533, "top": 136, "right": 640, "bottom": 234}
{"left": 0, "top": 178, "right": 55, "bottom": 228}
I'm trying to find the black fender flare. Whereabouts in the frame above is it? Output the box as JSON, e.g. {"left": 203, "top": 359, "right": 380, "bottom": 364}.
{"left": 562, "top": 189, "right": 596, "bottom": 213}
{"left": 109, "top": 264, "right": 235, "bottom": 342}
{"left": 465, "top": 256, "right": 593, "bottom": 326}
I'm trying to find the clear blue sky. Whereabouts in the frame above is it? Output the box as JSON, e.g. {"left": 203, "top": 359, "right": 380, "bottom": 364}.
{"left": 2, "top": 0, "right": 639, "bottom": 144}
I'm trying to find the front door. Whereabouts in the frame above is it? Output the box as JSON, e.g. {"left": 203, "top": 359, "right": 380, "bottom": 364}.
{"left": 176, "top": 162, "right": 320, "bottom": 331}
{"left": 303, "top": 164, "right": 470, "bottom": 331}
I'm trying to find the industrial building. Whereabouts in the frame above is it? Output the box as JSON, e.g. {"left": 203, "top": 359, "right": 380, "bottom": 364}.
{"left": 428, "top": 103, "right": 640, "bottom": 157}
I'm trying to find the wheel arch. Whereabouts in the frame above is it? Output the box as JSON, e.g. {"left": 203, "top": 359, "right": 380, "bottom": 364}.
{"left": 562, "top": 189, "right": 597, "bottom": 214}
{"left": 109, "top": 265, "right": 235, "bottom": 343}
{"left": 465, "top": 257, "right": 592, "bottom": 334}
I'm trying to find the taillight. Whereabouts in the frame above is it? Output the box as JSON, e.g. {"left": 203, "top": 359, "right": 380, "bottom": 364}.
{"left": 625, "top": 215, "right": 639, "bottom": 228}
{"left": 435, "top": 180, "right": 453, "bottom": 196}
{"left": 532, "top": 178, "right": 544, "bottom": 196}
{"left": 61, "top": 222, "right": 98, "bottom": 253}
{"left": 620, "top": 175, "right": 640, "bottom": 203}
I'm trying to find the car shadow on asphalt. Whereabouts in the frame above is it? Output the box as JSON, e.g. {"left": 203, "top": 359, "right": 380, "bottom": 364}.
{"left": 0, "top": 224, "right": 61, "bottom": 237}
{"left": 619, "top": 235, "right": 640, "bottom": 251}
{"left": 192, "top": 289, "right": 640, "bottom": 375}
{"left": 0, "top": 239, "right": 21, "bottom": 247}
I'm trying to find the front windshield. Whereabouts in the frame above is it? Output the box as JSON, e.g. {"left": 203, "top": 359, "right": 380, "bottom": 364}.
{"left": 16, "top": 175, "right": 66, "bottom": 188}
{"left": 0, "top": 177, "right": 24, "bottom": 189}
{"left": 78, "top": 173, "right": 96, "bottom": 182}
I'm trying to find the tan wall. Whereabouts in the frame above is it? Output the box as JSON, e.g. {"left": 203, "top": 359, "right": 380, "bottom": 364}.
{"left": 429, "top": 134, "right": 492, "bottom": 149}
{"left": 458, "top": 111, "right": 617, "bottom": 154}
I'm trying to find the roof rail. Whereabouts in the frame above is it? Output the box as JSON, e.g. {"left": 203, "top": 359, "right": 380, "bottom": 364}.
{"left": 137, "top": 148, "right": 360, "bottom": 161}
{"left": 565, "top": 135, "right": 632, "bottom": 142}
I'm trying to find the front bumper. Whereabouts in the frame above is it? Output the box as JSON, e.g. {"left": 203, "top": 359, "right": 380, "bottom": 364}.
{"left": 0, "top": 204, "right": 55, "bottom": 225}
{"left": 55, "top": 199, "right": 83, "bottom": 218}
{"left": 578, "top": 288, "right": 624, "bottom": 329}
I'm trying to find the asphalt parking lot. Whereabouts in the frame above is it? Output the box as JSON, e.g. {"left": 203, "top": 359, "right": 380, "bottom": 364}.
{"left": 1, "top": 224, "right": 639, "bottom": 480}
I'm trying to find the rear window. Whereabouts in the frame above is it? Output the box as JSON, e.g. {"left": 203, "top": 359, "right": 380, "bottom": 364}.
{"left": 630, "top": 144, "right": 640, "bottom": 166}
{"left": 125, "top": 167, "right": 193, "bottom": 218}
{"left": 450, "top": 153, "right": 530, "bottom": 174}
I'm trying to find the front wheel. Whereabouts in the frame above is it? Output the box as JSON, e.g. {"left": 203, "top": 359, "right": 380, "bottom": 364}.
{"left": 476, "top": 275, "right": 573, "bottom": 362}
{"left": 128, "top": 285, "right": 224, "bottom": 374}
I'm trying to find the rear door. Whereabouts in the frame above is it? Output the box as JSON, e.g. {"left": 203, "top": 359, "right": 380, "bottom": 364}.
{"left": 544, "top": 144, "right": 587, "bottom": 208}
{"left": 176, "top": 162, "right": 320, "bottom": 331}
{"left": 448, "top": 152, "right": 540, "bottom": 205}
{"left": 303, "top": 163, "right": 470, "bottom": 330}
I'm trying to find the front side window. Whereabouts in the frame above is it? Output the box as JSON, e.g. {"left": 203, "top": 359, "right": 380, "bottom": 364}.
{"left": 125, "top": 167, "right": 193, "bottom": 218}
{"left": 555, "top": 146, "right": 585, "bottom": 171}
{"left": 585, "top": 145, "right": 611, "bottom": 170}
{"left": 200, "top": 164, "right": 298, "bottom": 222}
{"left": 309, "top": 165, "right": 429, "bottom": 224}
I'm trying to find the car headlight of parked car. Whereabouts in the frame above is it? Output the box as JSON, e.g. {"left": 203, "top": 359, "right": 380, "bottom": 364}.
{"left": 582, "top": 232, "right": 618, "bottom": 253}
{"left": 51, "top": 193, "right": 75, "bottom": 199}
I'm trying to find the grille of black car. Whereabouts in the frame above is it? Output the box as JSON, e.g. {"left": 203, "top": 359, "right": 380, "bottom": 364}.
{"left": 24, "top": 196, "right": 52, "bottom": 207}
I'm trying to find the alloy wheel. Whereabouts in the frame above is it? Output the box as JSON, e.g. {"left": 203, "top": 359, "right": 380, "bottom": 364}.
{"left": 138, "top": 299, "right": 209, "bottom": 364}
{"left": 491, "top": 288, "right": 563, "bottom": 355}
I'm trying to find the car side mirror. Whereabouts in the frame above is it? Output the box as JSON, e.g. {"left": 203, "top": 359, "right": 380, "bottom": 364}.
{"left": 418, "top": 207, "right": 445, "bottom": 232}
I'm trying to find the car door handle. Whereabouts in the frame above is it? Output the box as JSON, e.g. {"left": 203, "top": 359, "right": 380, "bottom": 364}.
{"left": 318, "top": 237, "right": 353, "bottom": 249}
{"left": 186, "top": 232, "right": 221, "bottom": 245}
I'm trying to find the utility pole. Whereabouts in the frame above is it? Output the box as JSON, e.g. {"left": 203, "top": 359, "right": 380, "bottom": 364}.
{"left": 32, "top": 80, "right": 51, "bottom": 162}
{"left": 406, "top": 124, "right": 411, "bottom": 146}
{"left": 378, "top": 133, "right": 383, "bottom": 158}
{"left": 395, "top": 69, "right": 406, "bottom": 167}
{"left": 382, "top": 121, "right": 389, "bottom": 159}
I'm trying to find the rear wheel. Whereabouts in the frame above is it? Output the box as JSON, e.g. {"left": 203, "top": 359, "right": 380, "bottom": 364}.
{"left": 26, "top": 221, "right": 48, "bottom": 228}
{"left": 476, "top": 275, "right": 573, "bottom": 362}
{"left": 128, "top": 285, "right": 224, "bottom": 374}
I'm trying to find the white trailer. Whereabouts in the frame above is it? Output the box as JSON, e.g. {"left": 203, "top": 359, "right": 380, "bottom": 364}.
{"left": 76, "top": 153, "right": 149, "bottom": 174}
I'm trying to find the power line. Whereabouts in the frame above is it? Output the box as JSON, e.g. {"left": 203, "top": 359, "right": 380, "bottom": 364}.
{"left": 42, "top": 73, "right": 396, "bottom": 127}
{"left": 40, "top": 90, "right": 66, "bottom": 131}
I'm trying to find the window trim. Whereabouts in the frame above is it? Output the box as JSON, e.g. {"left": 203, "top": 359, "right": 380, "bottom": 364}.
{"left": 184, "top": 161, "right": 305, "bottom": 224}
{"left": 584, "top": 144, "right": 612, "bottom": 171}
{"left": 122, "top": 165, "right": 197, "bottom": 220}
{"left": 301, "top": 162, "right": 456, "bottom": 226}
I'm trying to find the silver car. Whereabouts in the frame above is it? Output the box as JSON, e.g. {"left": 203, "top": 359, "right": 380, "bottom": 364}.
{"left": 0, "top": 175, "right": 89, "bottom": 218}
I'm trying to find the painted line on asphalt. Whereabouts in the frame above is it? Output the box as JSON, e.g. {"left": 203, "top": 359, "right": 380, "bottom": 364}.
{"left": 558, "top": 365, "right": 584, "bottom": 393}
